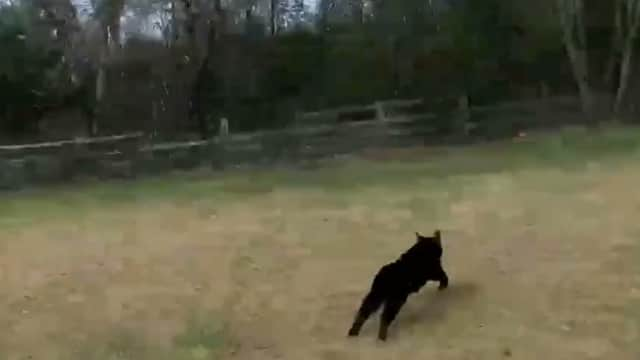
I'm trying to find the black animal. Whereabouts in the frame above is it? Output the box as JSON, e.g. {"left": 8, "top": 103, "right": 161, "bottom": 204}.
{"left": 347, "top": 230, "right": 449, "bottom": 341}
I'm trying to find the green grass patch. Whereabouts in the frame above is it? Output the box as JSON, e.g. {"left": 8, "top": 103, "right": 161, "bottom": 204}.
{"left": 65, "top": 313, "right": 227, "bottom": 360}
{"left": 172, "top": 312, "right": 227, "bottom": 360}
{"left": 69, "top": 328, "right": 151, "bottom": 360}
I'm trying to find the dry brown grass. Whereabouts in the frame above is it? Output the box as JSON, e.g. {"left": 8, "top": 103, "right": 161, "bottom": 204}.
{"left": 2, "top": 128, "right": 640, "bottom": 359}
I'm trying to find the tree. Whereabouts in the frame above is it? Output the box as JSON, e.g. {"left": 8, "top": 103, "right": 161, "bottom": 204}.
{"left": 604, "top": 0, "right": 624, "bottom": 90}
{"left": 289, "top": 0, "right": 306, "bottom": 28}
{"left": 556, "top": 0, "right": 595, "bottom": 119}
{"left": 27, "top": 0, "right": 97, "bottom": 136}
{"left": 270, "top": 0, "right": 278, "bottom": 35}
{"left": 350, "top": 0, "right": 363, "bottom": 25}
{"left": 612, "top": 0, "right": 640, "bottom": 115}
{"left": 0, "top": 1, "right": 70, "bottom": 137}
{"left": 87, "top": 0, "right": 126, "bottom": 136}
{"left": 558, "top": 0, "right": 640, "bottom": 117}
{"left": 317, "top": 0, "right": 333, "bottom": 32}
{"left": 179, "top": 0, "right": 229, "bottom": 139}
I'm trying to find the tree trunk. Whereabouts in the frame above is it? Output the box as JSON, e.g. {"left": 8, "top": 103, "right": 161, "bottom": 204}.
{"left": 614, "top": 36, "right": 637, "bottom": 114}
{"left": 270, "top": 0, "right": 278, "bottom": 35}
{"left": 90, "top": 0, "right": 126, "bottom": 136}
{"left": 391, "top": 36, "right": 400, "bottom": 97}
{"left": 613, "top": 0, "right": 640, "bottom": 115}
{"left": 318, "top": 0, "right": 331, "bottom": 32}
{"left": 92, "top": 24, "right": 109, "bottom": 137}
{"left": 92, "top": 65, "right": 104, "bottom": 136}
{"left": 557, "top": 0, "right": 595, "bottom": 120}
{"left": 351, "top": 0, "right": 363, "bottom": 25}
{"left": 604, "top": 0, "right": 623, "bottom": 90}
{"left": 170, "top": 0, "right": 178, "bottom": 44}
{"left": 105, "top": 0, "right": 125, "bottom": 50}
{"left": 190, "top": 56, "right": 212, "bottom": 140}
{"left": 186, "top": 0, "right": 226, "bottom": 140}
{"left": 566, "top": 44, "right": 595, "bottom": 117}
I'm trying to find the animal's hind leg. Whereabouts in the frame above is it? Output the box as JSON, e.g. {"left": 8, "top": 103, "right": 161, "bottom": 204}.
{"left": 378, "top": 294, "right": 408, "bottom": 341}
{"left": 348, "top": 290, "right": 384, "bottom": 337}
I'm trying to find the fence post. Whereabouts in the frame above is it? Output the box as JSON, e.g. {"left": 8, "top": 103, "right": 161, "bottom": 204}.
{"left": 375, "top": 101, "right": 386, "bottom": 121}
{"left": 540, "top": 82, "right": 550, "bottom": 98}
{"left": 121, "top": 134, "right": 142, "bottom": 178}
{"left": 454, "top": 94, "right": 471, "bottom": 137}
{"left": 60, "top": 141, "right": 77, "bottom": 181}
{"left": 210, "top": 117, "right": 230, "bottom": 170}
{"left": 219, "top": 117, "right": 229, "bottom": 137}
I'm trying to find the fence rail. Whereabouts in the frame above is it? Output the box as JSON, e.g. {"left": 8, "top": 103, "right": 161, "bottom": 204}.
{"left": 0, "top": 132, "right": 145, "bottom": 152}
{"left": 0, "top": 96, "right": 582, "bottom": 190}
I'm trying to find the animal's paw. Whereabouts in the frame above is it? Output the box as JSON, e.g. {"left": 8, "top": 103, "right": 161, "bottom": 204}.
{"left": 438, "top": 275, "right": 449, "bottom": 291}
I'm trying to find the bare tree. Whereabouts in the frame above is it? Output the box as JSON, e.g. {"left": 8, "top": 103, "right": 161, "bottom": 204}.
{"left": 178, "top": 0, "right": 228, "bottom": 139}
{"left": 28, "top": 0, "right": 100, "bottom": 136}
{"left": 556, "top": 0, "right": 595, "bottom": 118}
{"left": 270, "top": 0, "right": 278, "bottom": 35}
{"left": 89, "top": 0, "right": 126, "bottom": 136}
{"left": 604, "top": 0, "right": 624, "bottom": 90}
{"left": 317, "top": 0, "right": 334, "bottom": 31}
{"left": 290, "top": 0, "right": 305, "bottom": 26}
{"left": 30, "top": 0, "right": 80, "bottom": 46}
{"left": 613, "top": 0, "right": 640, "bottom": 115}
{"left": 350, "top": 0, "right": 363, "bottom": 25}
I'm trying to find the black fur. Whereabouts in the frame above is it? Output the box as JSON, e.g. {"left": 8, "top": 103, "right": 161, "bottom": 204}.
{"left": 347, "top": 230, "right": 449, "bottom": 341}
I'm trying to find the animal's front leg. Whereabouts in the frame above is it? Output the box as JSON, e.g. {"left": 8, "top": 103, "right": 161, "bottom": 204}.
{"left": 437, "top": 267, "right": 449, "bottom": 291}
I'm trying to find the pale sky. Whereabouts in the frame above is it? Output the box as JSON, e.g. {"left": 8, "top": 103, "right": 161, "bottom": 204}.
{"left": 2, "top": 0, "right": 322, "bottom": 39}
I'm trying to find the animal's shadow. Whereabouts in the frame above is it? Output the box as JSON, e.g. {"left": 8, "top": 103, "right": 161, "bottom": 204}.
{"left": 395, "top": 281, "right": 480, "bottom": 334}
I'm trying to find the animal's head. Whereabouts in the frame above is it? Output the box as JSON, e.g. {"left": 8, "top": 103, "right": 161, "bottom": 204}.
{"left": 415, "top": 230, "right": 443, "bottom": 258}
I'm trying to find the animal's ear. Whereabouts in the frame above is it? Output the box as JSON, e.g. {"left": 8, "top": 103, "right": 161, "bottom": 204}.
{"left": 415, "top": 232, "right": 422, "bottom": 241}
{"left": 434, "top": 230, "right": 442, "bottom": 245}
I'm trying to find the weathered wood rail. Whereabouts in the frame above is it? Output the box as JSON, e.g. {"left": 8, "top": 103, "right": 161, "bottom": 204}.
{"left": 0, "top": 96, "right": 581, "bottom": 190}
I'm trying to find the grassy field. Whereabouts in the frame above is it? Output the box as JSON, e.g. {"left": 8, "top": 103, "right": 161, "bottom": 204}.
{"left": 1, "top": 126, "right": 640, "bottom": 359}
